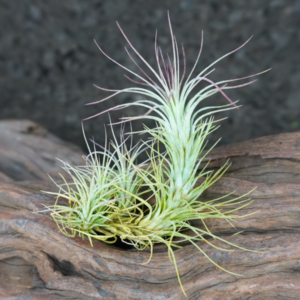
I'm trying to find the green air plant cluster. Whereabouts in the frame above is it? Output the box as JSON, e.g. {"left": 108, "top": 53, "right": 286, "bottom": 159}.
{"left": 43, "top": 14, "right": 267, "bottom": 296}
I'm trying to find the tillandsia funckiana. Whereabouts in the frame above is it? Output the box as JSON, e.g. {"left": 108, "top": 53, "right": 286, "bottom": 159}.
{"left": 43, "top": 13, "right": 268, "bottom": 296}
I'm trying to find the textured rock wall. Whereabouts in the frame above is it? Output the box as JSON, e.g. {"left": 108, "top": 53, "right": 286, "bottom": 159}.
{"left": 1, "top": 0, "right": 300, "bottom": 156}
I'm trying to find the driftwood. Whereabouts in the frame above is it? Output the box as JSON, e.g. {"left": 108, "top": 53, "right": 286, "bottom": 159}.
{"left": 0, "top": 120, "right": 300, "bottom": 299}
{"left": 0, "top": 120, "right": 84, "bottom": 183}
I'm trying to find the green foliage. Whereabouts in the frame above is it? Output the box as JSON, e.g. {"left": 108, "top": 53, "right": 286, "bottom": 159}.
{"left": 42, "top": 13, "right": 267, "bottom": 296}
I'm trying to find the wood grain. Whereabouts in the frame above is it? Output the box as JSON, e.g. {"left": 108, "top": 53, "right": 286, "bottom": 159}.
{"left": 0, "top": 121, "right": 299, "bottom": 299}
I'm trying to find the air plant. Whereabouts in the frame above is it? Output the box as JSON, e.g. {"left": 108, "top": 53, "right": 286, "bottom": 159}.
{"left": 42, "top": 124, "right": 152, "bottom": 246}
{"left": 43, "top": 13, "right": 268, "bottom": 297}
{"left": 82, "top": 13, "right": 268, "bottom": 295}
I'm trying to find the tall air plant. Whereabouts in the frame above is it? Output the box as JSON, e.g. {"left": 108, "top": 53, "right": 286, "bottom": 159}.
{"left": 84, "top": 13, "right": 267, "bottom": 295}
{"left": 86, "top": 14, "right": 266, "bottom": 206}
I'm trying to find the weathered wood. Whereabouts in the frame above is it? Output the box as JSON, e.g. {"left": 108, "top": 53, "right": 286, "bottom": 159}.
{"left": 0, "top": 121, "right": 300, "bottom": 299}
{"left": 0, "top": 119, "right": 84, "bottom": 182}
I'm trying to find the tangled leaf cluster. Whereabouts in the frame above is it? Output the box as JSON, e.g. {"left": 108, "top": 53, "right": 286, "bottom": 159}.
{"left": 43, "top": 14, "right": 267, "bottom": 295}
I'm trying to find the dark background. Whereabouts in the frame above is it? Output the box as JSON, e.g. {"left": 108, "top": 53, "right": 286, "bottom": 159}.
{"left": 1, "top": 0, "right": 299, "bottom": 157}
